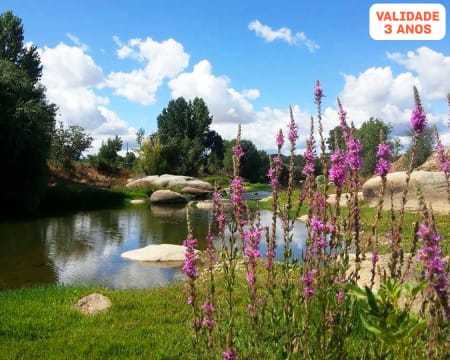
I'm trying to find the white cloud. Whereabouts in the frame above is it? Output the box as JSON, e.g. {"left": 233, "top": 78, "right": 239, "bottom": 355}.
{"left": 107, "top": 36, "right": 190, "bottom": 105}
{"left": 248, "top": 19, "right": 319, "bottom": 52}
{"left": 387, "top": 47, "right": 450, "bottom": 101}
{"left": 169, "top": 60, "right": 257, "bottom": 123}
{"left": 39, "top": 42, "right": 136, "bottom": 153}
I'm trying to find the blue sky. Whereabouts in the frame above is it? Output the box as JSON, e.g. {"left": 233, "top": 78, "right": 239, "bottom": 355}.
{"left": 1, "top": 0, "right": 449, "bottom": 153}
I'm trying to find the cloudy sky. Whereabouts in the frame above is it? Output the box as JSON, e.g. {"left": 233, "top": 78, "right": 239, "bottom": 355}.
{"left": 1, "top": 0, "right": 449, "bottom": 154}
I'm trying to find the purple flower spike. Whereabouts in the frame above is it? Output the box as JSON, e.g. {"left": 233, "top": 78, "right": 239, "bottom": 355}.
{"left": 329, "top": 149, "right": 347, "bottom": 188}
{"left": 314, "top": 80, "right": 324, "bottom": 105}
{"left": 276, "top": 129, "right": 284, "bottom": 148}
{"left": 375, "top": 142, "right": 392, "bottom": 177}
{"left": 411, "top": 104, "right": 427, "bottom": 133}
{"left": 222, "top": 348, "right": 237, "bottom": 360}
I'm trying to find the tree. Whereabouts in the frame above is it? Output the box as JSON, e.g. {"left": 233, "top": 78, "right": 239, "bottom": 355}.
{"left": 403, "top": 127, "right": 435, "bottom": 169}
{"left": 356, "top": 118, "right": 393, "bottom": 177}
{"left": 50, "top": 122, "right": 93, "bottom": 168}
{"left": 327, "top": 126, "right": 347, "bottom": 153}
{"left": 136, "top": 127, "right": 145, "bottom": 150}
{"left": 135, "top": 133, "right": 163, "bottom": 175}
{"left": 156, "top": 97, "right": 223, "bottom": 175}
{"left": 0, "top": 11, "right": 56, "bottom": 214}
{"left": 223, "top": 139, "right": 269, "bottom": 183}
{"left": 92, "top": 136, "right": 123, "bottom": 174}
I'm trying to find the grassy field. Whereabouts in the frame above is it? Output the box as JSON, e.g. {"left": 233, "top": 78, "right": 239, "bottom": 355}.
{"left": 0, "top": 285, "right": 193, "bottom": 360}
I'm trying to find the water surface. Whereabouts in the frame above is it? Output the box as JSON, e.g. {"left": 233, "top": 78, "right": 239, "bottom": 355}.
{"left": 0, "top": 206, "right": 306, "bottom": 290}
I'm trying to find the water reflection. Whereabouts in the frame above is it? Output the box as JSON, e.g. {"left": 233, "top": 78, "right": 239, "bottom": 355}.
{"left": 0, "top": 207, "right": 306, "bottom": 290}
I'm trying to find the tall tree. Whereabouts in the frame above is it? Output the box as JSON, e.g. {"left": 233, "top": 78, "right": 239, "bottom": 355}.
{"left": 156, "top": 97, "right": 223, "bottom": 175}
{"left": 356, "top": 118, "right": 393, "bottom": 176}
{"left": 0, "top": 11, "right": 56, "bottom": 214}
{"left": 403, "top": 127, "right": 435, "bottom": 169}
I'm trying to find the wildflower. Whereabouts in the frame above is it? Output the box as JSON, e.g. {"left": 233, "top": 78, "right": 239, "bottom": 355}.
{"left": 336, "top": 291, "right": 345, "bottom": 302}
{"left": 201, "top": 301, "right": 215, "bottom": 330}
{"left": 346, "top": 138, "right": 362, "bottom": 170}
{"left": 302, "top": 269, "right": 318, "bottom": 298}
{"left": 303, "top": 139, "right": 316, "bottom": 176}
{"left": 416, "top": 222, "right": 450, "bottom": 315}
{"left": 375, "top": 142, "right": 392, "bottom": 177}
{"left": 436, "top": 142, "right": 450, "bottom": 178}
{"left": 288, "top": 120, "right": 298, "bottom": 144}
{"left": 314, "top": 80, "right": 324, "bottom": 105}
{"left": 182, "top": 237, "right": 198, "bottom": 280}
{"left": 329, "top": 149, "right": 347, "bottom": 187}
{"left": 222, "top": 348, "right": 237, "bottom": 360}
{"left": 276, "top": 129, "right": 284, "bottom": 148}
{"left": 337, "top": 98, "right": 350, "bottom": 139}
{"left": 310, "top": 215, "right": 325, "bottom": 233}
{"left": 410, "top": 104, "right": 427, "bottom": 134}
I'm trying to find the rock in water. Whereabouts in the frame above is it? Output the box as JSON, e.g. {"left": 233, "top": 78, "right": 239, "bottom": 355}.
{"left": 362, "top": 171, "right": 449, "bottom": 212}
{"left": 75, "top": 293, "right": 112, "bottom": 315}
{"left": 121, "top": 244, "right": 196, "bottom": 262}
{"left": 150, "top": 190, "right": 187, "bottom": 204}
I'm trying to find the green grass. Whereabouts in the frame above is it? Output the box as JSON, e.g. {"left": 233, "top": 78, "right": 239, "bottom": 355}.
{"left": 0, "top": 285, "right": 193, "bottom": 360}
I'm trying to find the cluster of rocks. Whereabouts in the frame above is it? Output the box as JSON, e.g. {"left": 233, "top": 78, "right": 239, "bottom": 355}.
{"left": 126, "top": 174, "right": 214, "bottom": 205}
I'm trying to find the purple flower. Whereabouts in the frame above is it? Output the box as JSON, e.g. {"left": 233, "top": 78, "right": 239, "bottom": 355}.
{"left": 288, "top": 121, "right": 298, "bottom": 144}
{"left": 276, "top": 129, "right": 284, "bottom": 148}
{"left": 337, "top": 99, "right": 350, "bottom": 140}
{"left": 302, "top": 269, "right": 318, "bottom": 298}
{"left": 222, "top": 348, "right": 237, "bottom": 360}
{"left": 410, "top": 104, "right": 427, "bottom": 133}
{"left": 310, "top": 215, "right": 325, "bottom": 233}
{"left": 416, "top": 222, "right": 449, "bottom": 301}
{"left": 375, "top": 142, "right": 392, "bottom": 177}
{"left": 314, "top": 80, "right": 324, "bottom": 105}
{"left": 303, "top": 139, "right": 316, "bottom": 176}
{"left": 336, "top": 291, "right": 345, "bottom": 302}
{"left": 436, "top": 142, "right": 450, "bottom": 178}
{"left": 346, "top": 138, "right": 362, "bottom": 170}
{"left": 201, "top": 300, "right": 215, "bottom": 330}
{"left": 329, "top": 149, "right": 347, "bottom": 187}
{"left": 182, "top": 237, "right": 198, "bottom": 280}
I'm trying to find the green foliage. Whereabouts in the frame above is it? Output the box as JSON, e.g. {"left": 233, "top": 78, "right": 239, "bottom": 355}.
{"left": 403, "top": 127, "right": 435, "bottom": 169}
{"left": 348, "top": 279, "right": 427, "bottom": 358}
{"left": 223, "top": 139, "right": 269, "bottom": 182}
{"left": 50, "top": 122, "right": 93, "bottom": 169}
{"left": 91, "top": 135, "right": 123, "bottom": 175}
{"left": 356, "top": 118, "right": 393, "bottom": 176}
{"left": 156, "top": 97, "right": 223, "bottom": 175}
{"left": 0, "top": 11, "right": 56, "bottom": 214}
{"left": 135, "top": 133, "right": 163, "bottom": 174}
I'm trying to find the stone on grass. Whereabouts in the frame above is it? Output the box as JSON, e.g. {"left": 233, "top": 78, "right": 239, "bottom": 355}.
{"left": 130, "top": 199, "right": 146, "bottom": 205}
{"left": 121, "top": 244, "right": 197, "bottom": 262}
{"left": 126, "top": 174, "right": 213, "bottom": 191}
{"left": 75, "top": 293, "right": 112, "bottom": 315}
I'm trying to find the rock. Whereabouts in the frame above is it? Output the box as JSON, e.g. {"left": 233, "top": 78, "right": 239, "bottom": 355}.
{"left": 260, "top": 195, "right": 273, "bottom": 202}
{"left": 150, "top": 190, "right": 187, "bottom": 204}
{"left": 130, "top": 199, "right": 146, "bottom": 205}
{"left": 181, "top": 186, "right": 211, "bottom": 198}
{"left": 126, "top": 174, "right": 213, "bottom": 191}
{"left": 74, "top": 293, "right": 112, "bottom": 315}
{"left": 362, "top": 171, "right": 449, "bottom": 213}
{"left": 121, "top": 244, "right": 196, "bottom": 262}
{"left": 195, "top": 199, "right": 233, "bottom": 210}
{"left": 327, "top": 192, "right": 363, "bottom": 206}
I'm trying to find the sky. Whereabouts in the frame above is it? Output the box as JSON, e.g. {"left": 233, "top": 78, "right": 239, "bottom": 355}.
{"left": 1, "top": 0, "right": 449, "bottom": 154}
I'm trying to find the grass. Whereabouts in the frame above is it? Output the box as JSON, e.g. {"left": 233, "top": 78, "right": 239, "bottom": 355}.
{"left": 0, "top": 285, "right": 193, "bottom": 360}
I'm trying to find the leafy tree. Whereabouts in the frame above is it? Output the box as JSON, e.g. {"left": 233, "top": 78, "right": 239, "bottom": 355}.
{"left": 135, "top": 133, "right": 163, "bottom": 175}
{"left": 224, "top": 139, "right": 269, "bottom": 183}
{"left": 136, "top": 127, "right": 145, "bottom": 150}
{"left": 326, "top": 126, "right": 346, "bottom": 153}
{"left": 356, "top": 118, "right": 392, "bottom": 177}
{"left": 156, "top": 97, "right": 223, "bottom": 175}
{"left": 50, "top": 122, "right": 93, "bottom": 168}
{"left": 92, "top": 135, "right": 123, "bottom": 174}
{"left": 0, "top": 11, "right": 56, "bottom": 214}
{"left": 403, "top": 127, "right": 435, "bottom": 169}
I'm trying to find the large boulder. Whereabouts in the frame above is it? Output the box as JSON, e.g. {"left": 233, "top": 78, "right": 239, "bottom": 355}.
{"left": 362, "top": 171, "right": 449, "bottom": 212}
{"left": 181, "top": 186, "right": 211, "bottom": 198}
{"left": 150, "top": 190, "right": 188, "bottom": 204}
{"left": 121, "top": 244, "right": 196, "bottom": 262}
{"left": 126, "top": 174, "right": 213, "bottom": 191}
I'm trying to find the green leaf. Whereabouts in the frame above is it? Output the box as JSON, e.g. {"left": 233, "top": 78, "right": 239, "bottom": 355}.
{"left": 360, "top": 315, "right": 382, "bottom": 335}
